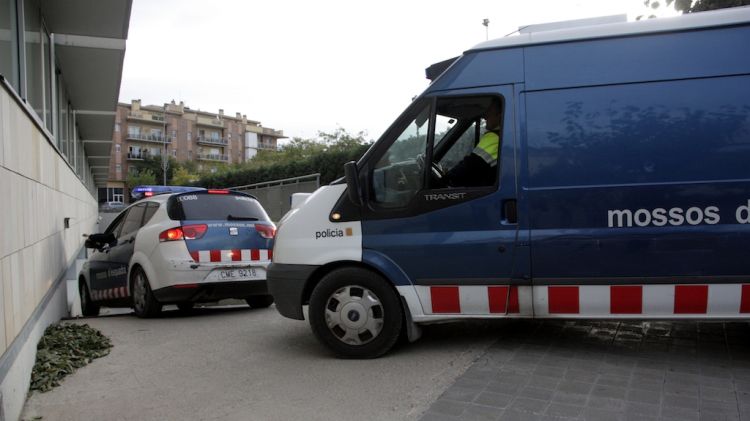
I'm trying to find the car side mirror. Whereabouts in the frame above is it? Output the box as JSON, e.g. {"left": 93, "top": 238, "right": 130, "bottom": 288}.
{"left": 344, "top": 161, "right": 362, "bottom": 206}
{"left": 86, "top": 233, "right": 116, "bottom": 249}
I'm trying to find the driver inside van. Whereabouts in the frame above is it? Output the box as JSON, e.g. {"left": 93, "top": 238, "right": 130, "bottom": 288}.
{"left": 445, "top": 99, "right": 501, "bottom": 187}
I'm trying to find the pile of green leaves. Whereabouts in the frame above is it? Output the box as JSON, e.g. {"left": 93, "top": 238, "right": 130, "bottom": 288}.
{"left": 30, "top": 323, "right": 112, "bottom": 393}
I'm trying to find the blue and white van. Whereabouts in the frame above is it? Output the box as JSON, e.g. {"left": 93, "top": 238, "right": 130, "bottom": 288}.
{"left": 268, "top": 7, "right": 750, "bottom": 358}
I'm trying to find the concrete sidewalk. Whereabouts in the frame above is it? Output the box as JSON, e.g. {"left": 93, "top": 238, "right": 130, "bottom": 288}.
{"left": 21, "top": 306, "right": 502, "bottom": 421}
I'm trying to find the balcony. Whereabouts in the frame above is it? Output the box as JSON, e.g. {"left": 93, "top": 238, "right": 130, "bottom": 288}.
{"left": 197, "top": 153, "right": 229, "bottom": 162}
{"left": 196, "top": 116, "right": 224, "bottom": 128}
{"left": 126, "top": 132, "right": 173, "bottom": 144}
{"left": 258, "top": 142, "right": 277, "bottom": 151}
{"left": 127, "top": 151, "right": 161, "bottom": 161}
{"left": 262, "top": 128, "right": 284, "bottom": 137}
{"left": 196, "top": 136, "right": 228, "bottom": 146}
{"left": 127, "top": 112, "right": 166, "bottom": 124}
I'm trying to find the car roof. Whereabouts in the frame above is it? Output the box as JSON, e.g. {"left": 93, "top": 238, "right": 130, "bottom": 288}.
{"left": 136, "top": 190, "right": 255, "bottom": 205}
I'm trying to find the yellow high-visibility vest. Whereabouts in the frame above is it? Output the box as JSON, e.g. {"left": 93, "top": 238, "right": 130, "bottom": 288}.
{"left": 472, "top": 132, "right": 499, "bottom": 167}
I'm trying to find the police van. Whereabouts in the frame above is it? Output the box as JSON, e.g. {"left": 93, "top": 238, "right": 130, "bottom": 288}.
{"left": 268, "top": 7, "right": 750, "bottom": 358}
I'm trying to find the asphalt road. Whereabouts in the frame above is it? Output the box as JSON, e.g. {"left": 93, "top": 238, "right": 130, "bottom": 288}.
{"left": 21, "top": 306, "right": 501, "bottom": 421}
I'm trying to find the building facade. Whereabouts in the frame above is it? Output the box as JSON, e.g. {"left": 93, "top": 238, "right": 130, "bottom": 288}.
{"left": 104, "top": 100, "right": 285, "bottom": 203}
{"left": 0, "top": 0, "right": 130, "bottom": 419}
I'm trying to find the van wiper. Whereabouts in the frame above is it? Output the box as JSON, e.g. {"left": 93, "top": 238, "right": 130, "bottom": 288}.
{"left": 227, "top": 214, "right": 258, "bottom": 221}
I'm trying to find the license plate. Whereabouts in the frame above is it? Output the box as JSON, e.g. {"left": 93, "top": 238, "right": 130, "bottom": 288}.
{"left": 207, "top": 267, "right": 266, "bottom": 282}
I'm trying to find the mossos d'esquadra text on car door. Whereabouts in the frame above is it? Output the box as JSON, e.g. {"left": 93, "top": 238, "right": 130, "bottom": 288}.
{"left": 267, "top": 7, "right": 750, "bottom": 358}
{"left": 80, "top": 189, "right": 276, "bottom": 317}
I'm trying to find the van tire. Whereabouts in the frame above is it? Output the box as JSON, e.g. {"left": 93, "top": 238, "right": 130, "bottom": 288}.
{"left": 131, "top": 267, "right": 162, "bottom": 318}
{"left": 79, "top": 280, "right": 100, "bottom": 317}
{"left": 245, "top": 295, "right": 274, "bottom": 308}
{"left": 308, "top": 267, "right": 402, "bottom": 359}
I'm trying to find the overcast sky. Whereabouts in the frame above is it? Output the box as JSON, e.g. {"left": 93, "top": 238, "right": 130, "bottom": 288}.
{"left": 119, "top": 0, "right": 679, "bottom": 142}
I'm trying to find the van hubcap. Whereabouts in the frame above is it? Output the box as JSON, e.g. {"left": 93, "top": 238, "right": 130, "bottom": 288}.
{"left": 325, "top": 286, "right": 384, "bottom": 345}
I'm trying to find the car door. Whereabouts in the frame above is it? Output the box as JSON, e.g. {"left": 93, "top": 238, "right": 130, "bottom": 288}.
{"left": 101, "top": 203, "right": 148, "bottom": 299}
{"left": 361, "top": 86, "right": 530, "bottom": 317}
{"left": 87, "top": 211, "right": 127, "bottom": 299}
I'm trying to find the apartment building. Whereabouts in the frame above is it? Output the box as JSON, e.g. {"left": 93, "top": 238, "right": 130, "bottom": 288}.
{"left": 0, "top": 0, "right": 130, "bottom": 419}
{"left": 104, "top": 99, "right": 285, "bottom": 202}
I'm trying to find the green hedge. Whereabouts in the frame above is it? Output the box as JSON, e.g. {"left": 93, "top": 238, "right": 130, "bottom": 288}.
{"left": 193, "top": 143, "right": 371, "bottom": 188}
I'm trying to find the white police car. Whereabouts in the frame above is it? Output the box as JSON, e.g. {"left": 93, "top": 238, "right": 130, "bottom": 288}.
{"left": 80, "top": 189, "right": 275, "bottom": 317}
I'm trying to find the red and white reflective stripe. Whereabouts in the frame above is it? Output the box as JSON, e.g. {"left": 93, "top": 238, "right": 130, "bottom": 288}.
{"left": 91, "top": 287, "right": 130, "bottom": 301}
{"left": 535, "top": 284, "right": 750, "bottom": 317}
{"left": 416, "top": 284, "right": 750, "bottom": 317}
{"left": 189, "top": 249, "right": 272, "bottom": 263}
{"left": 416, "top": 285, "right": 531, "bottom": 315}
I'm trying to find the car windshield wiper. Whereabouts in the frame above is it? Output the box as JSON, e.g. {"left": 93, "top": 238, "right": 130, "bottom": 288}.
{"left": 227, "top": 214, "right": 258, "bottom": 221}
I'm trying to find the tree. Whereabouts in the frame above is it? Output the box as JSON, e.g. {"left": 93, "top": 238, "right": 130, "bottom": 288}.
{"left": 191, "top": 128, "right": 373, "bottom": 188}
{"left": 126, "top": 168, "right": 156, "bottom": 188}
{"left": 171, "top": 167, "right": 197, "bottom": 185}
{"left": 640, "top": 0, "right": 750, "bottom": 18}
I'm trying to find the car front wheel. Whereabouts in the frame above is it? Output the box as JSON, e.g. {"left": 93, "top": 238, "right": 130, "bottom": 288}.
{"left": 131, "top": 267, "right": 162, "bottom": 318}
{"left": 308, "top": 267, "right": 403, "bottom": 359}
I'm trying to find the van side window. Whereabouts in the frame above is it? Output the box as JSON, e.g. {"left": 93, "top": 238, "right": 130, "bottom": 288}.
{"left": 434, "top": 96, "right": 503, "bottom": 188}
{"left": 371, "top": 103, "right": 430, "bottom": 208}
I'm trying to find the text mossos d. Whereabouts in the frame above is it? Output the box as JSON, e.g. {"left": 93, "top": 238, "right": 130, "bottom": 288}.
{"left": 608, "top": 200, "right": 750, "bottom": 228}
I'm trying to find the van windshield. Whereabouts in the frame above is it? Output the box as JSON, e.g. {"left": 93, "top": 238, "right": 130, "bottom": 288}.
{"left": 167, "top": 193, "right": 270, "bottom": 221}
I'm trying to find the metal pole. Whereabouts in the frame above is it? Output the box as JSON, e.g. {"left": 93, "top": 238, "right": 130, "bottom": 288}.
{"left": 162, "top": 111, "right": 168, "bottom": 185}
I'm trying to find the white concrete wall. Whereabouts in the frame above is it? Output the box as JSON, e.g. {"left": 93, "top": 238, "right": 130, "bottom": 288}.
{"left": 0, "top": 84, "right": 98, "bottom": 420}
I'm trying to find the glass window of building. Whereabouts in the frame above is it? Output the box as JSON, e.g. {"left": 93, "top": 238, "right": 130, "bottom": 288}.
{"left": 42, "top": 23, "right": 51, "bottom": 131}
{"left": 0, "top": 0, "right": 18, "bottom": 90}
{"left": 56, "top": 69, "right": 68, "bottom": 152}
{"left": 24, "top": 0, "right": 43, "bottom": 119}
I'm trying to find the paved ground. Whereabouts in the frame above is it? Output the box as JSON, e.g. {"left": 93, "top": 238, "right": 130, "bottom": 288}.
{"left": 420, "top": 320, "right": 750, "bottom": 421}
{"left": 21, "top": 305, "right": 499, "bottom": 421}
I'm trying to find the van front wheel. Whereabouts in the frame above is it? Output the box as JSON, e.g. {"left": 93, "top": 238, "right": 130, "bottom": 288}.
{"left": 308, "top": 268, "right": 402, "bottom": 358}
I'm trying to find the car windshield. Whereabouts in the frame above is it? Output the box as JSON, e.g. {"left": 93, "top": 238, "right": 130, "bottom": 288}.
{"left": 167, "top": 193, "right": 270, "bottom": 221}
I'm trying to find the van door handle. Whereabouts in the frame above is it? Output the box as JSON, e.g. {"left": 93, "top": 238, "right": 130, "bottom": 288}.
{"left": 502, "top": 199, "right": 518, "bottom": 225}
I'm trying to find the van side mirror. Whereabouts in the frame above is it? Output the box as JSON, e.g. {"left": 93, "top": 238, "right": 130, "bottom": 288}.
{"left": 344, "top": 161, "right": 362, "bottom": 206}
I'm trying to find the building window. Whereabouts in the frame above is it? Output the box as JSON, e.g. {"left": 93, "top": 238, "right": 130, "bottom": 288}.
{"left": 128, "top": 126, "right": 140, "bottom": 137}
{"left": 107, "top": 187, "right": 124, "bottom": 203}
{"left": 42, "top": 23, "right": 51, "bottom": 132}
{"left": 172, "top": 149, "right": 177, "bottom": 157}
{"left": 187, "top": 130, "right": 191, "bottom": 141}
{"left": 115, "top": 123, "right": 120, "bottom": 132}
{"left": 24, "top": 0, "right": 43, "bottom": 119}
{"left": 115, "top": 143, "right": 121, "bottom": 152}
{"left": 0, "top": 0, "right": 19, "bottom": 90}
{"left": 188, "top": 150, "right": 192, "bottom": 159}
{"left": 57, "top": 73, "right": 68, "bottom": 153}
{"left": 116, "top": 164, "right": 121, "bottom": 172}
